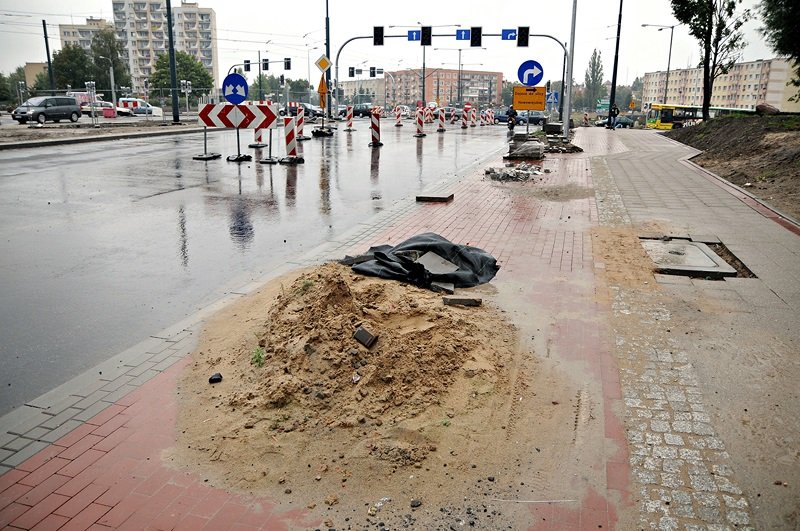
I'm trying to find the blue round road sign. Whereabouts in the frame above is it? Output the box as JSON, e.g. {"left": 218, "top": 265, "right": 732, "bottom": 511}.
{"left": 517, "top": 60, "right": 544, "bottom": 87}
{"left": 222, "top": 73, "right": 248, "bottom": 104}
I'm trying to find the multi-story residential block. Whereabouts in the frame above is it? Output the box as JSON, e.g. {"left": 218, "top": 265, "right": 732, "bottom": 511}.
{"left": 112, "top": 0, "right": 218, "bottom": 94}
{"left": 642, "top": 57, "right": 800, "bottom": 112}
{"left": 58, "top": 18, "right": 113, "bottom": 53}
{"left": 337, "top": 68, "right": 503, "bottom": 108}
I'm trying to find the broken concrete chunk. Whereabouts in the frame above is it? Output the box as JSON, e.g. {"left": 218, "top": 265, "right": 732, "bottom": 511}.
{"left": 430, "top": 281, "right": 455, "bottom": 294}
{"left": 443, "top": 296, "right": 482, "bottom": 307}
{"left": 416, "top": 251, "right": 459, "bottom": 275}
{"left": 353, "top": 326, "right": 378, "bottom": 348}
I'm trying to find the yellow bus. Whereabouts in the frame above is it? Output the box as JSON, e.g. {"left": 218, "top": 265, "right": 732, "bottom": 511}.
{"left": 645, "top": 103, "right": 754, "bottom": 130}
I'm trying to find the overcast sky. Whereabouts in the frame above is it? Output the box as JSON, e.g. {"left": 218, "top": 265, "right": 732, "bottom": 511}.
{"left": 0, "top": 0, "right": 773, "bottom": 89}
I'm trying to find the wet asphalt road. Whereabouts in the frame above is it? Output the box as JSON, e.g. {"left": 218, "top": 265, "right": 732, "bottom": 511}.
{"left": 0, "top": 121, "right": 510, "bottom": 415}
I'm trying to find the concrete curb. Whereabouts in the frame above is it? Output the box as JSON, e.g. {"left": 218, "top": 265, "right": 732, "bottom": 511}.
{"left": 0, "top": 125, "right": 219, "bottom": 151}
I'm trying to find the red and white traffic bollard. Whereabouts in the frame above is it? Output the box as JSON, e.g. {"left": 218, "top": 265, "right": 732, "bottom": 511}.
{"left": 414, "top": 108, "right": 426, "bottom": 137}
{"left": 394, "top": 106, "right": 403, "bottom": 127}
{"left": 296, "top": 105, "right": 308, "bottom": 140}
{"left": 480, "top": 110, "right": 486, "bottom": 126}
{"left": 344, "top": 105, "right": 354, "bottom": 131}
{"left": 450, "top": 108, "right": 457, "bottom": 124}
{"left": 424, "top": 107, "right": 433, "bottom": 124}
{"left": 461, "top": 107, "right": 468, "bottom": 129}
{"left": 279, "top": 117, "right": 303, "bottom": 164}
{"left": 369, "top": 111, "right": 383, "bottom": 147}
{"left": 487, "top": 109, "right": 495, "bottom": 124}
{"left": 470, "top": 107, "right": 477, "bottom": 127}
{"left": 437, "top": 108, "right": 446, "bottom": 133}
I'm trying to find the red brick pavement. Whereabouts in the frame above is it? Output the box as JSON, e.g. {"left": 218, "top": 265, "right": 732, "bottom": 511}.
{"left": 0, "top": 129, "right": 632, "bottom": 530}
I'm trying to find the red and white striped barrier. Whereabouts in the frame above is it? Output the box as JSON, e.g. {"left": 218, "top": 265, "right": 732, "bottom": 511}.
{"left": 461, "top": 107, "right": 468, "bottom": 129}
{"left": 437, "top": 108, "right": 446, "bottom": 133}
{"left": 449, "top": 108, "right": 457, "bottom": 124}
{"left": 198, "top": 103, "right": 279, "bottom": 129}
{"left": 254, "top": 129, "right": 265, "bottom": 143}
{"left": 296, "top": 105, "right": 306, "bottom": 139}
{"left": 470, "top": 107, "right": 477, "bottom": 127}
{"left": 414, "top": 108, "right": 426, "bottom": 137}
{"left": 280, "top": 117, "right": 303, "bottom": 164}
{"left": 344, "top": 105, "right": 354, "bottom": 131}
{"left": 394, "top": 106, "right": 403, "bottom": 127}
{"left": 369, "top": 111, "right": 383, "bottom": 147}
{"left": 487, "top": 109, "right": 495, "bottom": 124}
{"left": 424, "top": 107, "right": 433, "bottom": 123}
{"left": 480, "top": 110, "right": 486, "bottom": 126}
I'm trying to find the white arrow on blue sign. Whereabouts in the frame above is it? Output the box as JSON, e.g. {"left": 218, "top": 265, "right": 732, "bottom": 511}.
{"left": 501, "top": 29, "right": 517, "bottom": 40}
{"left": 517, "top": 60, "right": 544, "bottom": 87}
{"left": 222, "top": 73, "right": 248, "bottom": 104}
{"left": 456, "top": 29, "right": 471, "bottom": 41}
{"left": 408, "top": 30, "right": 421, "bottom": 41}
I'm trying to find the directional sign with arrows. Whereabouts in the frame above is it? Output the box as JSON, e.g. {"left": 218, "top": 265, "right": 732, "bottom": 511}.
{"left": 222, "top": 73, "right": 248, "bottom": 104}
{"left": 517, "top": 60, "right": 544, "bottom": 87}
{"left": 198, "top": 103, "right": 279, "bottom": 129}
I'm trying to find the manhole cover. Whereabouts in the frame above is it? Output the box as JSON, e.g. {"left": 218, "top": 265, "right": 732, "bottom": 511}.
{"left": 640, "top": 239, "right": 737, "bottom": 278}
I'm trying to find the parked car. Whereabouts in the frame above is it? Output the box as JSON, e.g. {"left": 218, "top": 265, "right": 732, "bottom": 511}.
{"left": 440, "top": 106, "right": 462, "bottom": 120}
{"left": 518, "top": 110, "right": 546, "bottom": 125}
{"left": 594, "top": 115, "right": 634, "bottom": 128}
{"left": 118, "top": 98, "right": 163, "bottom": 117}
{"left": 80, "top": 100, "right": 133, "bottom": 117}
{"left": 338, "top": 103, "right": 373, "bottom": 118}
{"left": 493, "top": 108, "right": 513, "bottom": 124}
{"left": 12, "top": 96, "right": 81, "bottom": 124}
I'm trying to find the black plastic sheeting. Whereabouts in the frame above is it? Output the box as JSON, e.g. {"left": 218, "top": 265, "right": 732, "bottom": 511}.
{"left": 342, "top": 233, "right": 499, "bottom": 290}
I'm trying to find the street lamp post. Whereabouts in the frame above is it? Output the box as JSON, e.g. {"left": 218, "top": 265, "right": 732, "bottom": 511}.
{"left": 642, "top": 23, "right": 678, "bottom": 104}
{"left": 97, "top": 55, "right": 117, "bottom": 115}
{"left": 435, "top": 47, "right": 485, "bottom": 106}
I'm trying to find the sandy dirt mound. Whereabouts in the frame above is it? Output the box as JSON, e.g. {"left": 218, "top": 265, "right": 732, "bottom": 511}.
{"left": 169, "top": 263, "right": 570, "bottom": 528}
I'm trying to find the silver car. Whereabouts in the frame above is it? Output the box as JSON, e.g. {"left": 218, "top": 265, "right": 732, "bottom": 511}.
{"left": 12, "top": 96, "right": 81, "bottom": 124}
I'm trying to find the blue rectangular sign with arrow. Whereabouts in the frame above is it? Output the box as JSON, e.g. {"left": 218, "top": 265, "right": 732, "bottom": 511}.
{"left": 456, "top": 29, "right": 471, "bottom": 41}
{"left": 501, "top": 29, "right": 517, "bottom": 40}
{"left": 408, "top": 30, "right": 421, "bottom": 41}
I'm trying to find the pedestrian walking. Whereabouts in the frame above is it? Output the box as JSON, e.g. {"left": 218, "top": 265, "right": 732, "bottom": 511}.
{"left": 609, "top": 103, "right": 620, "bottom": 129}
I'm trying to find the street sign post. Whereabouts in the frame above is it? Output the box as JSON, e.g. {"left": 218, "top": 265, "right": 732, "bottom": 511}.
{"left": 517, "top": 60, "right": 544, "bottom": 87}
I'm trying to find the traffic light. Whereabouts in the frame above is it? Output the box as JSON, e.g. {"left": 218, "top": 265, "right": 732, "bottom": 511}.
{"left": 244, "top": 59, "right": 250, "bottom": 72}
{"left": 373, "top": 26, "right": 384, "bottom": 46}
{"left": 279, "top": 75, "right": 285, "bottom": 86}
{"left": 546, "top": 80, "right": 551, "bottom": 93}
{"left": 421, "top": 26, "right": 432, "bottom": 46}
{"left": 262, "top": 58, "right": 269, "bottom": 70}
{"left": 517, "top": 26, "right": 529, "bottom": 47}
{"left": 369, "top": 67, "right": 376, "bottom": 77}
{"left": 349, "top": 67, "right": 355, "bottom": 77}
{"left": 470, "top": 27, "right": 482, "bottom": 47}
{"left": 284, "top": 57, "right": 291, "bottom": 70}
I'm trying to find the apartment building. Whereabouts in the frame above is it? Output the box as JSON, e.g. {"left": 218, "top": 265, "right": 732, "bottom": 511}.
{"left": 350, "top": 68, "right": 503, "bottom": 108}
{"left": 112, "top": 0, "right": 218, "bottom": 93}
{"left": 58, "top": 18, "right": 113, "bottom": 53}
{"left": 642, "top": 57, "right": 800, "bottom": 112}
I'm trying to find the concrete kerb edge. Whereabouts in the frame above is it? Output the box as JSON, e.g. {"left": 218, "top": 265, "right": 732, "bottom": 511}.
{"left": 0, "top": 139, "right": 507, "bottom": 475}
{"left": 0, "top": 125, "right": 220, "bottom": 151}
{"left": 678, "top": 152, "right": 800, "bottom": 235}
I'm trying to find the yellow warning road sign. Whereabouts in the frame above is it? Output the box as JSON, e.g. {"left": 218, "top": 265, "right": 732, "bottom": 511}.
{"left": 512, "top": 86, "right": 545, "bottom": 111}
{"left": 629, "top": 99, "right": 636, "bottom": 110}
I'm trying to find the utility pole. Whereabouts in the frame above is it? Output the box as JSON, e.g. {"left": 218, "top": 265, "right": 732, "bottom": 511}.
{"left": 165, "top": 0, "right": 180, "bottom": 123}
{"left": 607, "top": 0, "right": 623, "bottom": 128}
{"left": 42, "top": 20, "right": 55, "bottom": 95}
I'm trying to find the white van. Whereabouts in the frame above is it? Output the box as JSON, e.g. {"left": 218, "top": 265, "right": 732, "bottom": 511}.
{"left": 118, "top": 98, "right": 163, "bottom": 117}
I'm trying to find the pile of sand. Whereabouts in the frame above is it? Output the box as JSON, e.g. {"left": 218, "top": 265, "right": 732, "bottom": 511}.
{"left": 170, "top": 262, "right": 543, "bottom": 520}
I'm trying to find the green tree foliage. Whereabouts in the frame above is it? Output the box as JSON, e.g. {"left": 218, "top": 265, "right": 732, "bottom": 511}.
{"left": 758, "top": 0, "right": 800, "bottom": 99}
{"left": 90, "top": 28, "right": 131, "bottom": 91}
{"left": 671, "top": 0, "right": 750, "bottom": 119}
{"left": 0, "top": 72, "right": 11, "bottom": 103}
{"left": 3, "top": 67, "right": 27, "bottom": 104}
{"left": 32, "top": 71, "right": 51, "bottom": 91}
{"left": 51, "top": 44, "right": 93, "bottom": 89}
{"left": 584, "top": 49, "right": 605, "bottom": 111}
{"left": 150, "top": 51, "right": 214, "bottom": 91}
